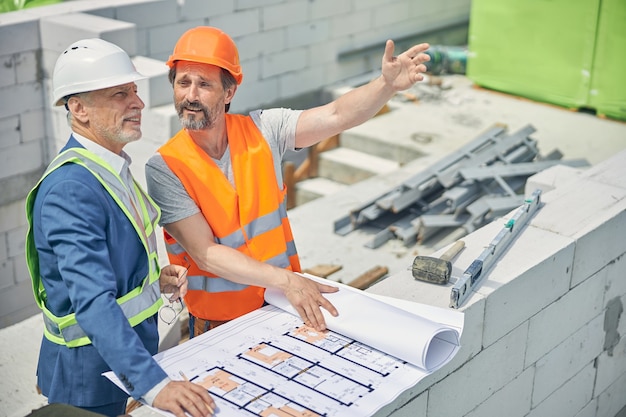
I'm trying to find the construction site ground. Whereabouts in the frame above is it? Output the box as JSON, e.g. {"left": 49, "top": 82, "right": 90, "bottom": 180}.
{"left": 2, "top": 74, "right": 626, "bottom": 417}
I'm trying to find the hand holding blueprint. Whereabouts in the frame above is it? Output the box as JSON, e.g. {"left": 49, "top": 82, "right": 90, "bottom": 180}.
{"left": 266, "top": 273, "right": 462, "bottom": 372}
{"left": 105, "top": 273, "right": 464, "bottom": 416}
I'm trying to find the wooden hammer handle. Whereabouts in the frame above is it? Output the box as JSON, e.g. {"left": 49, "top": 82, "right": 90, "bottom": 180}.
{"left": 439, "top": 240, "right": 465, "bottom": 262}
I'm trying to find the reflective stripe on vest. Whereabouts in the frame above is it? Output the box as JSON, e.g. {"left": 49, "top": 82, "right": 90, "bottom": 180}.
{"left": 159, "top": 114, "right": 300, "bottom": 320}
{"left": 25, "top": 148, "right": 163, "bottom": 347}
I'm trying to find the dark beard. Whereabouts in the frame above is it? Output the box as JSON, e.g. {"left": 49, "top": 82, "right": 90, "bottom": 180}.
{"left": 177, "top": 100, "right": 211, "bottom": 130}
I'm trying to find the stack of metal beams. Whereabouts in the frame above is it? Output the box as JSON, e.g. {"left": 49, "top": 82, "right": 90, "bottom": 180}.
{"left": 333, "top": 124, "right": 589, "bottom": 248}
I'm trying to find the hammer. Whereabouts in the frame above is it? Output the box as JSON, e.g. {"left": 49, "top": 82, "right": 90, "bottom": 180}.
{"left": 412, "top": 240, "right": 465, "bottom": 285}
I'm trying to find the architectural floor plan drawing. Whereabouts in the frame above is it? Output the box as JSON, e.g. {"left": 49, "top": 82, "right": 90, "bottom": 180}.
{"left": 106, "top": 276, "right": 464, "bottom": 416}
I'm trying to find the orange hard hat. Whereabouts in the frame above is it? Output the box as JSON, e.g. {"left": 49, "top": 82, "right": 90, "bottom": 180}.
{"left": 166, "top": 26, "right": 243, "bottom": 85}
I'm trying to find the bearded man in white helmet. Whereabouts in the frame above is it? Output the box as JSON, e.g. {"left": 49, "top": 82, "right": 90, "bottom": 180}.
{"left": 25, "top": 39, "right": 215, "bottom": 417}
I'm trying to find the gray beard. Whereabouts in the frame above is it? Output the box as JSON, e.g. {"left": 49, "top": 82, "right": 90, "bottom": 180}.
{"left": 180, "top": 115, "right": 209, "bottom": 130}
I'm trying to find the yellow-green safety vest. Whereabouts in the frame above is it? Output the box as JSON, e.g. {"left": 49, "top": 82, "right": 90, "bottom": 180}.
{"left": 25, "top": 148, "right": 163, "bottom": 348}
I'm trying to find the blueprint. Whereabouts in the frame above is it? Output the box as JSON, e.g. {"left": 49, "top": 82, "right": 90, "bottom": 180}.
{"left": 105, "top": 275, "right": 464, "bottom": 416}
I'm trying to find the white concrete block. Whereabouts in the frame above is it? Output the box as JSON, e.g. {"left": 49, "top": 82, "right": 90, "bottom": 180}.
{"left": 20, "top": 109, "right": 46, "bottom": 144}
{"left": 286, "top": 20, "right": 331, "bottom": 48}
{"left": 571, "top": 204, "right": 626, "bottom": 287}
{"left": 261, "top": 48, "right": 308, "bottom": 78}
{"left": 6, "top": 225, "right": 27, "bottom": 259}
{"left": 475, "top": 224, "right": 574, "bottom": 348}
{"left": 525, "top": 268, "right": 606, "bottom": 366}
{"left": 427, "top": 323, "right": 527, "bottom": 417}
{"left": 331, "top": 10, "right": 372, "bottom": 37}
{"left": 310, "top": 0, "right": 351, "bottom": 19}
{"left": 0, "top": 82, "right": 44, "bottom": 120}
{"left": 595, "top": 368, "right": 626, "bottom": 417}
{"left": 40, "top": 13, "right": 138, "bottom": 55}
{"left": 210, "top": 9, "right": 260, "bottom": 38}
{"left": 581, "top": 148, "right": 626, "bottom": 191}
{"left": 464, "top": 367, "right": 533, "bottom": 417}
{"left": 527, "top": 361, "right": 595, "bottom": 417}
{"left": 133, "top": 56, "right": 170, "bottom": 108}
{"left": 140, "top": 106, "right": 181, "bottom": 144}
{"left": 319, "top": 147, "right": 399, "bottom": 184}
{"left": 0, "top": 258, "right": 11, "bottom": 291}
{"left": 0, "top": 232, "right": 6, "bottom": 263}
{"left": 230, "top": 77, "right": 279, "bottom": 114}
{"left": 408, "top": 0, "right": 448, "bottom": 19}
{"left": 573, "top": 399, "right": 597, "bottom": 417}
{"left": 238, "top": 0, "right": 282, "bottom": 9}
{"left": 0, "top": 199, "right": 28, "bottom": 235}
{"left": 524, "top": 164, "right": 586, "bottom": 196}
{"left": 531, "top": 179, "right": 626, "bottom": 286}
{"left": 0, "top": 140, "right": 43, "bottom": 179}
{"left": 354, "top": 0, "right": 390, "bottom": 11}
{"left": 533, "top": 179, "right": 626, "bottom": 238}
{"left": 14, "top": 50, "right": 38, "bottom": 84}
{"left": 594, "top": 305, "right": 626, "bottom": 395}
{"left": 49, "top": 107, "right": 72, "bottom": 153}
{"left": 0, "top": 54, "right": 15, "bottom": 88}
{"left": 279, "top": 65, "right": 326, "bottom": 98}
{"left": 0, "top": 20, "right": 40, "bottom": 56}
{"left": 605, "top": 254, "right": 626, "bottom": 301}
{"left": 115, "top": 0, "right": 178, "bottom": 29}
{"left": 0, "top": 115, "right": 20, "bottom": 148}
{"left": 262, "top": 1, "right": 307, "bottom": 30}
{"left": 237, "top": 29, "right": 286, "bottom": 60}
{"left": 532, "top": 314, "right": 604, "bottom": 405}
{"left": 180, "top": 0, "right": 235, "bottom": 21}
{"left": 14, "top": 251, "right": 30, "bottom": 284}
{"left": 379, "top": 389, "right": 427, "bottom": 417}
{"left": 372, "top": 1, "right": 410, "bottom": 28}
{"left": 147, "top": 21, "right": 203, "bottom": 58}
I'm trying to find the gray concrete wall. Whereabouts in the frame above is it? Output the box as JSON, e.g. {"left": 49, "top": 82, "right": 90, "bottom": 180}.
{"left": 366, "top": 151, "right": 626, "bottom": 417}
{"left": 0, "top": 0, "right": 471, "bottom": 328}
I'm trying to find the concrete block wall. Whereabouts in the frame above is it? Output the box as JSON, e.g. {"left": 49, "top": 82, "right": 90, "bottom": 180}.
{"left": 369, "top": 149, "right": 626, "bottom": 417}
{"left": 0, "top": 0, "right": 470, "bottom": 328}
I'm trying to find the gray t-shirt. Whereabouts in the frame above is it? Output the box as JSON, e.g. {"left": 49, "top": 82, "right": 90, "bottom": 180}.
{"left": 145, "top": 108, "right": 303, "bottom": 226}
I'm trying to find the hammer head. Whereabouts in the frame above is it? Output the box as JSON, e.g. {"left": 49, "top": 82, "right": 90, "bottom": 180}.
{"left": 411, "top": 256, "right": 452, "bottom": 285}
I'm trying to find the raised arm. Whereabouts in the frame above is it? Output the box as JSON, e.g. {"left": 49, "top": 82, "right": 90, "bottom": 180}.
{"left": 294, "top": 40, "right": 430, "bottom": 148}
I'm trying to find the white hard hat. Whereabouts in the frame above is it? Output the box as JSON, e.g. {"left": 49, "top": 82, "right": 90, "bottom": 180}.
{"left": 52, "top": 38, "right": 145, "bottom": 106}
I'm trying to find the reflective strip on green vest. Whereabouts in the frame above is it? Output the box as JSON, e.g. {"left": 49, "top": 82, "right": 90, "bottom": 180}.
{"left": 25, "top": 148, "right": 163, "bottom": 348}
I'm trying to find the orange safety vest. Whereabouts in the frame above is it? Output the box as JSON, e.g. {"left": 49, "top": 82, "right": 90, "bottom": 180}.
{"left": 158, "top": 114, "right": 301, "bottom": 321}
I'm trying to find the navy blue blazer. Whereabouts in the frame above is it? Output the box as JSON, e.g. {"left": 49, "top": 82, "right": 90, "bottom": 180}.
{"left": 31, "top": 136, "right": 167, "bottom": 407}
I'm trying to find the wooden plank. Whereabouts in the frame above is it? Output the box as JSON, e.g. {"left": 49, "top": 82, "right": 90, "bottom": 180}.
{"left": 346, "top": 265, "right": 389, "bottom": 290}
{"left": 302, "top": 264, "right": 343, "bottom": 278}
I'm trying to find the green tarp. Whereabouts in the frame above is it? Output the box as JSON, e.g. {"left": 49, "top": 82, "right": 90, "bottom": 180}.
{"left": 467, "top": 0, "right": 626, "bottom": 121}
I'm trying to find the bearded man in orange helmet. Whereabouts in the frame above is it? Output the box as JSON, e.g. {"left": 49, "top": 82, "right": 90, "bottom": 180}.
{"left": 145, "top": 26, "right": 430, "bottom": 337}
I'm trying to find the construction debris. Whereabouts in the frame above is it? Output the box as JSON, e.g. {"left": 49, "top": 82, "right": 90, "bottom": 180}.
{"left": 333, "top": 124, "right": 590, "bottom": 248}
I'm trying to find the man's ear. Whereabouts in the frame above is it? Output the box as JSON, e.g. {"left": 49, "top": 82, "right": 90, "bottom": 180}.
{"left": 66, "top": 96, "right": 89, "bottom": 123}
{"left": 224, "top": 85, "right": 237, "bottom": 105}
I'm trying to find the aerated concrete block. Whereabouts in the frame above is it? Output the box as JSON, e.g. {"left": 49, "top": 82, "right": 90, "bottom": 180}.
{"left": 528, "top": 362, "right": 595, "bottom": 417}
{"left": 525, "top": 268, "right": 606, "bottom": 366}
{"left": 531, "top": 179, "right": 626, "bottom": 287}
{"left": 114, "top": 0, "right": 178, "bottom": 29}
{"left": 595, "top": 368, "right": 626, "bottom": 417}
{"left": 0, "top": 19, "right": 40, "bottom": 56}
{"left": 318, "top": 147, "right": 399, "bottom": 185}
{"left": 464, "top": 367, "right": 533, "bottom": 417}
{"left": 532, "top": 314, "right": 604, "bottom": 406}
{"left": 427, "top": 323, "right": 528, "bottom": 417}
{"left": 477, "top": 224, "right": 574, "bottom": 348}
{"left": 132, "top": 56, "right": 170, "bottom": 108}
{"left": 40, "top": 13, "right": 137, "bottom": 55}
{"left": 524, "top": 164, "right": 586, "bottom": 196}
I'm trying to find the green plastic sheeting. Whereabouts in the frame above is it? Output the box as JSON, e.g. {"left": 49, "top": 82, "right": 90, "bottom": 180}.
{"left": 467, "top": 0, "right": 626, "bottom": 121}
